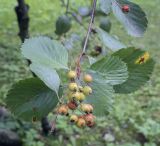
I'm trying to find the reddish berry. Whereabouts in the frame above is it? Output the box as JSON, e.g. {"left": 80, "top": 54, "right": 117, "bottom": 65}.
{"left": 122, "top": 5, "right": 130, "bottom": 13}
{"left": 84, "top": 114, "right": 95, "bottom": 124}
{"left": 67, "top": 101, "right": 78, "bottom": 110}
{"left": 87, "top": 121, "right": 95, "bottom": 128}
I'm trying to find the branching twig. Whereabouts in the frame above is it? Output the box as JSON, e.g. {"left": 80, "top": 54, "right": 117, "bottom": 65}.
{"left": 76, "top": 0, "right": 97, "bottom": 77}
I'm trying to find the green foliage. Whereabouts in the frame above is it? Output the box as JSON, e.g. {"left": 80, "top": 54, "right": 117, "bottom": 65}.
{"left": 6, "top": 78, "right": 62, "bottom": 121}
{"left": 0, "top": 0, "right": 159, "bottom": 145}
{"left": 23, "top": 129, "right": 44, "bottom": 146}
{"left": 96, "top": 28, "right": 126, "bottom": 51}
{"left": 113, "top": 47, "right": 155, "bottom": 93}
{"left": 87, "top": 80, "right": 114, "bottom": 116}
{"left": 99, "top": 0, "right": 111, "bottom": 15}
{"left": 86, "top": 56, "right": 128, "bottom": 116}
{"left": 30, "top": 63, "right": 60, "bottom": 94}
{"left": 90, "top": 56, "right": 128, "bottom": 85}
{"left": 99, "top": 18, "right": 112, "bottom": 33}
{"left": 112, "top": 0, "right": 148, "bottom": 37}
{"left": 21, "top": 36, "right": 68, "bottom": 70}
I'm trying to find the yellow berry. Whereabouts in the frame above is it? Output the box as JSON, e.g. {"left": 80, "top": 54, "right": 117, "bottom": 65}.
{"left": 57, "top": 105, "right": 68, "bottom": 115}
{"left": 83, "top": 86, "right": 92, "bottom": 95}
{"left": 77, "top": 118, "right": 86, "bottom": 128}
{"left": 67, "top": 70, "right": 76, "bottom": 79}
{"left": 81, "top": 104, "right": 93, "bottom": 113}
{"left": 78, "top": 93, "right": 86, "bottom": 101}
{"left": 83, "top": 74, "right": 93, "bottom": 83}
{"left": 71, "top": 92, "right": 81, "bottom": 100}
{"left": 70, "top": 115, "right": 78, "bottom": 123}
{"left": 68, "top": 83, "right": 78, "bottom": 91}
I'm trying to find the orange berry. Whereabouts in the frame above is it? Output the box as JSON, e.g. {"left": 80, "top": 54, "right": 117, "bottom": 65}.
{"left": 83, "top": 74, "right": 93, "bottom": 83}
{"left": 57, "top": 105, "right": 68, "bottom": 115}
{"left": 77, "top": 118, "right": 86, "bottom": 128}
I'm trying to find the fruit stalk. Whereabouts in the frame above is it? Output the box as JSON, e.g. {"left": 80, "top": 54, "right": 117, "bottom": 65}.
{"left": 76, "top": 0, "right": 97, "bottom": 77}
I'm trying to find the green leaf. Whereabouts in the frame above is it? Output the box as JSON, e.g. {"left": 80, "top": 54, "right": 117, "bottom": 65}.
{"left": 99, "top": 18, "right": 112, "bottom": 33}
{"left": 6, "top": 78, "right": 62, "bottom": 121}
{"left": 30, "top": 63, "right": 60, "bottom": 94}
{"left": 87, "top": 56, "right": 97, "bottom": 65}
{"left": 111, "top": 0, "right": 148, "bottom": 37}
{"left": 90, "top": 56, "right": 128, "bottom": 85}
{"left": 113, "top": 47, "right": 155, "bottom": 93}
{"left": 99, "top": 0, "right": 112, "bottom": 15}
{"left": 21, "top": 36, "right": 68, "bottom": 69}
{"left": 86, "top": 77, "right": 114, "bottom": 116}
{"left": 97, "top": 28, "right": 126, "bottom": 51}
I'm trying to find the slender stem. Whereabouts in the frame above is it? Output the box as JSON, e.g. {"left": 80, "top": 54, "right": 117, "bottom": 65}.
{"left": 76, "top": 0, "right": 97, "bottom": 78}
{"left": 82, "top": 0, "right": 97, "bottom": 55}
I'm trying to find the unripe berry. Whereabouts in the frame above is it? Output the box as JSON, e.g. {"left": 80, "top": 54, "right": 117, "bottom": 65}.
{"left": 83, "top": 86, "right": 92, "bottom": 95}
{"left": 68, "top": 83, "right": 78, "bottom": 91}
{"left": 122, "top": 5, "right": 130, "bottom": 13}
{"left": 67, "top": 101, "right": 78, "bottom": 110}
{"left": 70, "top": 115, "right": 78, "bottom": 123}
{"left": 77, "top": 93, "right": 86, "bottom": 102}
{"left": 57, "top": 105, "right": 68, "bottom": 115}
{"left": 81, "top": 104, "right": 93, "bottom": 113}
{"left": 77, "top": 118, "right": 86, "bottom": 128}
{"left": 67, "top": 70, "right": 76, "bottom": 79}
{"left": 71, "top": 92, "right": 81, "bottom": 100}
{"left": 83, "top": 74, "right": 93, "bottom": 83}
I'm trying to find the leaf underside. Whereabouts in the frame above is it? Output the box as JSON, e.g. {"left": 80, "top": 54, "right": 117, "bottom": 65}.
{"left": 21, "top": 36, "right": 68, "bottom": 69}
{"left": 112, "top": 0, "right": 148, "bottom": 37}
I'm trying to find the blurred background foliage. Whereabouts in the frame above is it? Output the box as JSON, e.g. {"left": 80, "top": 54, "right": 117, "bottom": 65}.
{"left": 0, "top": 0, "right": 160, "bottom": 146}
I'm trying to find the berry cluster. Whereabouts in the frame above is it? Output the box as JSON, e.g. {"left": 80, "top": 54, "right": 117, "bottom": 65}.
{"left": 57, "top": 70, "right": 96, "bottom": 128}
